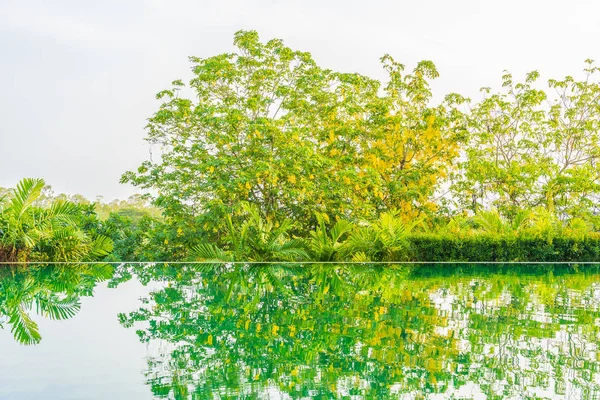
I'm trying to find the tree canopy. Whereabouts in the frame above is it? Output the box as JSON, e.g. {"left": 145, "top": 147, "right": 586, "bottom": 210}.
{"left": 122, "top": 30, "right": 463, "bottom": 232}
{"left": 123, "top": 30, "right": 600, "bottom": 247}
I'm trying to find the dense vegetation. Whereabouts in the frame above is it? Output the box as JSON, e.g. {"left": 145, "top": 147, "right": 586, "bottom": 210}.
{"left": 120, "top": 31, "right": 600, "bottom": 262}
{"left": 3, "top": 30, "right": 600, "bottom": 262}
{"left": 0, "top": 178, "right": 113, "bottom": 262}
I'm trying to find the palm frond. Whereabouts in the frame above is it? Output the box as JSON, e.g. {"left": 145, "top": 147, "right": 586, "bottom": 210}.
{"left": 88, "top": 263, "right": 116, "bottom": 281}
{"left": 511, "top": 209, "right": 532, "bottom": 232}
{"left": 329, "top": 219, "right": 353, "bottom": 243}
{"left": 351, "top": 251, "right": 372, "bottom": 263}
{"left": 473, "top": 210, "right": 504, "bottom": 234}
{"left": 190, "top": 243, "right": 231, "bottom": 262}
{"left": 8, "top": 305, "right": 41, "bottom": 345}
{"left": 48, "top": 200, "right": 81, "bottom": 226}
{"left": 36, "top": 295, "right": 81, "bottom": 320}
{"left": 88, "top": 235, "right": 114, "bottom": 259}
{"left": 10, "top": 178, "right": 45, "bottom": 218}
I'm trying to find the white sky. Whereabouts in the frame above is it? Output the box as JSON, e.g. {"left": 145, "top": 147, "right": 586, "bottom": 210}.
{"left": 1, "top": 0, "right": 599, "bottom": 200}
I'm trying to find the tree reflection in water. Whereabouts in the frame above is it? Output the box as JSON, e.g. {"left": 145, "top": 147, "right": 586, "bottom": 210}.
{"left": 117, "top": 263, "right": 600, "bottom": 399}
{"left": 0, "top": 263, "right": 114, "bottom": 345}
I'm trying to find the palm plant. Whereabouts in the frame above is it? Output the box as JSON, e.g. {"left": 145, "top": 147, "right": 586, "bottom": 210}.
{"left": 345, "top": 211, "right": 421, "bottom": 262}
{"left": 472, "top": 209, "right": 532, "bottom": 235}
{"left": 1, "top": 277, "right": 80, "bottom": 345}
{"left": 306, "top": 214, "right": 352, "bottom": 261}
{"left": 525, "top": 207, "right": 563, "bottom": 239}
{"left": 434, "top": 215, "right": 473, "bottom": 236}
{"left": 191, "top": 202, "right": 307, "bottom": 263}
{"left": 0, "top": 178, "right": 113, "bottom": 262}
{"left": 565, "top": 217, "right": 590, "bottom": 239}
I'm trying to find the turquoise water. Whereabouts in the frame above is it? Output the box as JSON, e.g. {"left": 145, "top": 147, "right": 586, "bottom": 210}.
{"left": 1, "top": 263, "right": 600, "bottom": 399}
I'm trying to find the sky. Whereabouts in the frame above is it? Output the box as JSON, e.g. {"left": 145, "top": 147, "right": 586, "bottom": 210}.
{"left": 1, "top": 0, "right": 599, "bottom": 201}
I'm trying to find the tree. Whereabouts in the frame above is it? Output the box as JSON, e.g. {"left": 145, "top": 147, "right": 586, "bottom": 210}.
{"left": 451, "top": 70, "right": 551, "bottom": 217}
{"left": 362, "top": 56, "right": 464, "bottom": 221}
{"left": 545, "top": 60, "right": 600, "bottom": 220}
{"left": 453, "top": 61, "right": 600, "bottom": 224}
{"left": 122, "top": 30, "right": 461, "bottom": 232}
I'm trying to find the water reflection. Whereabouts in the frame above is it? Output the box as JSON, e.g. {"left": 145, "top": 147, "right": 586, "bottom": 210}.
{"left": 3, "top": 263, "right": 600, "bottom": 398}
{"left": 0, "top": 263, "right": 114, "bottom": 345}
{"left": 117, "top": 263, "right": 600, "bottom": 399}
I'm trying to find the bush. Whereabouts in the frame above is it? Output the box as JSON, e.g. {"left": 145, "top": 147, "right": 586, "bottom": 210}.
{"left": 408, "top": 233, "right": 600, "bottom": 262}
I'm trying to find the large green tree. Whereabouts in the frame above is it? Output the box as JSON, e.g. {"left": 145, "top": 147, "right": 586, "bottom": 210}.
{"left": 122, "top": 30, "right": 461, "bottom": 231}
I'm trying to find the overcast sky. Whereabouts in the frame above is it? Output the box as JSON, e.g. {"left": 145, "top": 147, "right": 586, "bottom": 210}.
{"left": 1, "top": 0, "right": 599, "bottom": 200}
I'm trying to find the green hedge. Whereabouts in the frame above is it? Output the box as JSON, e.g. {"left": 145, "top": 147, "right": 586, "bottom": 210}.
{"left": 408, "top": 234, "right": 600, "bottom": 262}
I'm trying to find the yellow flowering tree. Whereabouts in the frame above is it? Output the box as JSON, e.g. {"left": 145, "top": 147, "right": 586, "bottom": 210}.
{"left": 122, "top": 31, "right": 462, "bottom": 232}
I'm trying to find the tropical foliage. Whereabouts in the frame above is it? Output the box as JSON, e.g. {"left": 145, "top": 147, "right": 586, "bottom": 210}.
{"left": 121, "top": 30, "right": 461, "bottom": 230}
{"left": 0, "top": 178, "right": 113, "bottom": 262}
{"left": 191, "top": 202, "right": 307, "bottom": 262}
{"left": 5, "top": 31, "right": 600, "bottom": 263}
{"left": 114, "top": 30, "right": 600, "bottom": 263}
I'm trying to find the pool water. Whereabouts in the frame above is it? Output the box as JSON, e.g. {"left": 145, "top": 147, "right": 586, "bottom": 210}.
{"left": 1, "top": 263, "right": 600, "bottom": 399}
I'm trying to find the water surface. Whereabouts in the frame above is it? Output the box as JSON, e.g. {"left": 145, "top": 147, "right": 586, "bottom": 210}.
{"left": 1, "top": 262, "right": 599, "bottom": 399}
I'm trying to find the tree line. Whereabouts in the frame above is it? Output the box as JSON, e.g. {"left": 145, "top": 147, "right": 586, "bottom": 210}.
{"left": 3, "top": 30, "right": 600, "bottom": 262}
